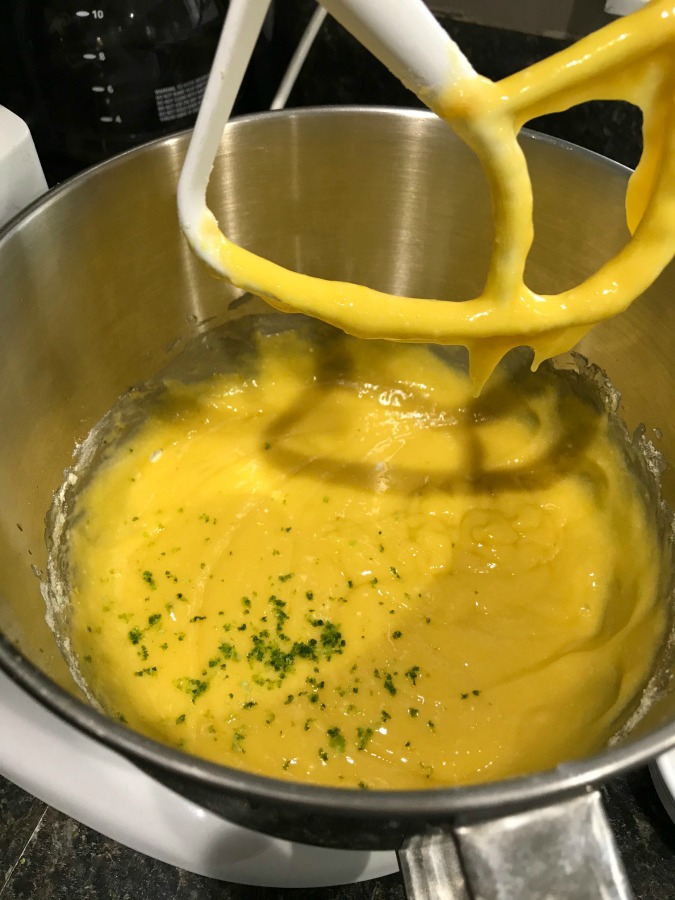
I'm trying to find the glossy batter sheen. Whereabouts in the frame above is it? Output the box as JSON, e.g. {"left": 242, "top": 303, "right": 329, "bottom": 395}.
{"left": 190, "top": 0, "right": 675, "bottom": 390}
{"left": 68, "top": 329, "right": 666, "bottom": 789}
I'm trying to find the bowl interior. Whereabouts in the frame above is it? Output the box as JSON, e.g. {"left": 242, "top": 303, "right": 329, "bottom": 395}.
{"left": 1, "top": 107, "right": 673, "bottom": 758}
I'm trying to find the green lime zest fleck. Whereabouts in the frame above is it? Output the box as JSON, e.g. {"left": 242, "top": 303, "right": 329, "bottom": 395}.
{"left": 176, "top": 677, "right": 209, "bottom": 702}
{"left": 142, "top": 570, "right": 156, "bottom": 589}
{"left": 319, "top": 621, "right": 345, "bottom": 654}
{"left": 327, "top": 726, "right": 346, "bottom": 753}
{"left": 383, "top": 673, "right": 397, "bottom": 695}
{"left": 356, "top": 726, "right": 374, "bottom": 750}
{"left": 219, "top": 641, "right": 239, "bottom": 661}
{"left": 405, "top": 666, "right": 420, "bottom": 686}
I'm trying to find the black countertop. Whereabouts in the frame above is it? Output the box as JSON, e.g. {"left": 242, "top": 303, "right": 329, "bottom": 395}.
{"left": 2, "top": 768, "right": 675, "bottom": 898}
{"left": 2, "top": 6, "right": 674, "bottom": 899}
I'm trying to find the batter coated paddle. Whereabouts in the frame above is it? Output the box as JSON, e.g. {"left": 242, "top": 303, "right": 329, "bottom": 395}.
{"left": 178, "top": 0, "right": 477, "bottom": 247}
{"left": 178, "top": 0, "right": 675, "bottom": 389}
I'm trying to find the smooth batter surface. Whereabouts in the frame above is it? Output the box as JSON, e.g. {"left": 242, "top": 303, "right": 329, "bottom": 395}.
{"left": 66, "top": 326, "right": 666, "bottom": 789}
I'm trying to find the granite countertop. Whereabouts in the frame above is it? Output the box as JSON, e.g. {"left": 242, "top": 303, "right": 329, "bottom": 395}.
{"left": 2, "top": 768, "right": 675, "bottom": 898}
{"left": 2, "top": 6, "right": 674, "bottom": 899}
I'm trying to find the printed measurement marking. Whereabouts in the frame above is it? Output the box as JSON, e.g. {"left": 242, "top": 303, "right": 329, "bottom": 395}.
{"left": 83, "top": 53, "right": 96, "bottom": 59}
{"left": 91, "top": 86, "right": 105, "bottom": 93}
{"left": 100, "top": 116, "right": 113, "bottom": 122}
{"left": 75, "top": 10, "right": 90, "bottom": 16}
{"left": 155, "top": 74, "right": 208, "bottom": 122}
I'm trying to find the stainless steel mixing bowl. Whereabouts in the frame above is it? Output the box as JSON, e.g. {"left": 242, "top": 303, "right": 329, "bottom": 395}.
{"left": 1, "top": 108, "right": 674, "bottom": 899}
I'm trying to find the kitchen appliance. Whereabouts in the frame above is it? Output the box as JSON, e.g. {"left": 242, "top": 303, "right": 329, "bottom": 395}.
{"left": 0, "top": 664, "right": 397, "bottom": 886}
{"left": 1, "top": 107, "right": 674, "bottom": 898}
{"left": 1, "top": 0, "right": 276, "bottom": 181}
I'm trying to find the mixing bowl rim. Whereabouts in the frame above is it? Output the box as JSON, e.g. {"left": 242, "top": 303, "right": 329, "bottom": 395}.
{"left": 1, "top": 105, "right": 673, "bottom": 824}
{"left": 0, "top": 104, "right": 634, "bottom": 248}
{"left": 3, "top": 627, "right": 675, "bottom": 820}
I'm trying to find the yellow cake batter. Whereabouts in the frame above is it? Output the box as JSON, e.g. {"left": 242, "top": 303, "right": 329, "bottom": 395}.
{"left": 66, "top": 327, "right": 667, "bottom": 789}
{"left": 60, "top": 2, "right": 675, "bottom": 792}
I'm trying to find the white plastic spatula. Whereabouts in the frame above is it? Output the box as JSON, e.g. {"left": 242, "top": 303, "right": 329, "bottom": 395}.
{"left": 177, "top": 0, "right": 477, "bottom": 276}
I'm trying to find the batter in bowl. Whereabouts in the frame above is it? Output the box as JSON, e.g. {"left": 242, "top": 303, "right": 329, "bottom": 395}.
{"left": 56, "top": 321, "right": 669, "bottom": 790}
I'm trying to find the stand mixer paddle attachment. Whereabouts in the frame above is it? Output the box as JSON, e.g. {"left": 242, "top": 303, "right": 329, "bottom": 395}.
{"left": 178, "top": 0, "right": 675, "bottom": 390}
